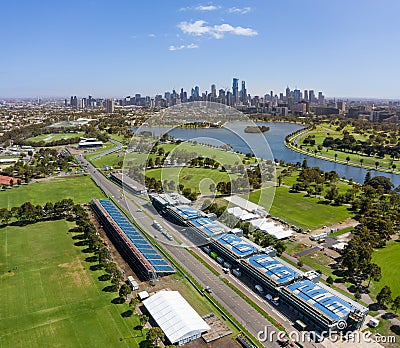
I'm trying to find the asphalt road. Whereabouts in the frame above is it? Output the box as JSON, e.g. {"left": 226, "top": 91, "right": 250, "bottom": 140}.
{"left": 77, "top": 155, "right": 321, "bottom": 348}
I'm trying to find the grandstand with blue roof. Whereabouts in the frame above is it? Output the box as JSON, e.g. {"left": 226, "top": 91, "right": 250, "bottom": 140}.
{"left": 188, "top": 217, "right": 229, "bottom": 237}
{"left": 280, "top": 278, "right": 368, "bottom": 332}
{"left": 240, "top": 254, "right": 302, "bottom": 292}
{"left": 209, "top": 233, "right": 259, "bottom": 265}
{"left": 91, "top": 199, "right": 175, "bottom": 280}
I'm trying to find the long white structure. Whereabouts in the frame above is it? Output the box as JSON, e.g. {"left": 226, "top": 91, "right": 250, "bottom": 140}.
{"left": 143, "top": 291, "right": 210, "bottom": 345}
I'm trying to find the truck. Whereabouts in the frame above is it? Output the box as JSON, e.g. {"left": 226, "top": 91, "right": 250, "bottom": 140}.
{"left": 216, "top": 256, "right": 224, "bottom": 264}
{"left": 232, "top": 269, "right": 242, "bottom": 277}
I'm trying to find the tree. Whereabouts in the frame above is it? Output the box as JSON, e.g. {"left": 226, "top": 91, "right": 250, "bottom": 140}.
{"left": 274, "top": 241, "right": 286, "bottom": 256}
{"left": 392, "top": 296, "right": 400, "bottom": 315}
{"left": 301, "top": 159, "right": 308, "bottom": 169}
{"left": 360, "top": 158, "right": 364, "bottom": 167}
{"left": 376, "top": 285, "right": 392, "bottom": 308}
{"left": 334, "top": 153, "right": 338, "bottom": 162}
{"left": 277, "top": 175, "right": 282, "bottom": 187}
{"left": 346, "top": 156, "right": 350, "bottom": 164}
{"left": 326, "top": 276, "right": 334, "bottom": 285}
{"left": 366, "top": 263, "right": 382, "bottom": 288}
{"left": 138, "top": 314, "right": 149, "bottom": 335}
{"left": 146, "top": 327, "right": 164, "bottom": 345}
{"left": 119, "top": 283, "right": 131, "bottom": 299}
{"left": 355, "top": 290, "right": 362, "bottom": 300}
{"left": 375, "top": 161, "right": 379, "bottom": 169}
{"left": 364, "top": 171, "right": 371, "bottom": 184}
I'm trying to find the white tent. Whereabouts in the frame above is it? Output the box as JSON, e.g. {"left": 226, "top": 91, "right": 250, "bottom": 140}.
{"left": 143, "top": 291, "right": 210, "bottom": 345}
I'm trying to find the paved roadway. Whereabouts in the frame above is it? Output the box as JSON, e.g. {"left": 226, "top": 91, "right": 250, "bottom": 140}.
{"left": 77, "top": 155, "right": 322, "bottom": 348}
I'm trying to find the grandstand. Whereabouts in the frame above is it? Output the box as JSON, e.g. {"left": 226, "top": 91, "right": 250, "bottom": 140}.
{"left": 91, "top": 199, "right": 175, "bottom": 280}
{"left": 149, "top": 192, "right": 368, "bottom": 334}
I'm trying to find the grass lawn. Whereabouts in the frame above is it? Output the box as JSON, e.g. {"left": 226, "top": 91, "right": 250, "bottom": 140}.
{"left": 248, "top": 186, "right": 352, "bottom": 230}
{"left": 146, "top": 167, "right": 238, "bottom": 194}
{"left": 27, "top": 132, "right": 84, "bottom": 143}
{"left": 0, "top": 176, "right": 105, "bottom": 209}
{"left": 0, "top": 220, "right": 145, "bottom": 347}
{"left": 297, "top": 124, "right": 400, "bottom": 172}
{"left": 370, "top": 241, "right": 400, "bottom": 299}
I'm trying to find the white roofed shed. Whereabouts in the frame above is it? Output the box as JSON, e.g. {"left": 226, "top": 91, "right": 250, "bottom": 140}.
{"left": 142, "top": 291, "right": 210, "bottom": 345}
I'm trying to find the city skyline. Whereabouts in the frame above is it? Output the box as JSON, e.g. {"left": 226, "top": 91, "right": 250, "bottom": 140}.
{"left": 1, "top": 0, "right": 400, "bottom": 99}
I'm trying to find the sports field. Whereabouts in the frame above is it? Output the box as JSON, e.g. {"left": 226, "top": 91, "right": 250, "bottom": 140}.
{"left": 0, "top": 176, "right": 105, "bottom": 209}
{"left": 0, "top": 220, "right": 145, "bottom": 347}
{"left": 145, "top": 167, "right": 237, "bottom": 194}
{"left": 27, "top": 132, "right": 84, "bottom": 143}
{"left": 371, "top": 241, "right": 400, "bottom": 299}
{"left": 248, "top": 186, "right": 352, "bottom": 229}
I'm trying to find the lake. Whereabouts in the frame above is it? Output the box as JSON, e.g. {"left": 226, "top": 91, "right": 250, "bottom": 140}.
{"left": 134, "top": 122, "right": 400, "bottom": 187}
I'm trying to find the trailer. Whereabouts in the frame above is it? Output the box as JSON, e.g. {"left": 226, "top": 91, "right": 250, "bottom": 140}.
{"left": 127, "top": 276, "right": 139, "bottom": 290}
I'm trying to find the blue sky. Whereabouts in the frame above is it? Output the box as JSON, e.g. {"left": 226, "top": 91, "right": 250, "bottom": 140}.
{"left": 1, "top": 0, "right": 400, "bottom": 98}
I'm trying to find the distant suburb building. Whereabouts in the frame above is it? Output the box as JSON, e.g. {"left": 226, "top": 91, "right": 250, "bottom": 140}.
{"left": 77, "top": 137, "right": 103, "bottom": 148}
{"left": 143, "top": 291, "right": 210, "bottom": 345}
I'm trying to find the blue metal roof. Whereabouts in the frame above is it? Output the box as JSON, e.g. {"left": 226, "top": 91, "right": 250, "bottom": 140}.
{"left": 287, "top": 280, "right": 353, "bottom": 321}
{"left": 173, "top": 205, "right": 203, "bottom": 220}
{"left": 98, "top": 200, "right": 174, "bottom": 273}
{"left": 191, "top": 217, "right": 226, "bottom": 236}
{"left": 216, "top": 233, "right": 258, "bottom": 257}
{"left": 248, "top": 254, "right": 299, "bottom": 284}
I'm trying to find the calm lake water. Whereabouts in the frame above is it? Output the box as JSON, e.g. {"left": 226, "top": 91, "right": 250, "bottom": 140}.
{"left": 135, "top": 122, "right": 400, "bottom": 187}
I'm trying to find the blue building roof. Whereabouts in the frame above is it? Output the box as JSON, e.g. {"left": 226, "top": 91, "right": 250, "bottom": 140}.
{"left": 191, "top": 217, "right": 227, "bottom": 236}
{"left": 248, "top": 254, "right": 300, "bottom": 284}
{"left": 98, "top": 200, "right": 174, "bottom": 273}
{"left": 172, "top": 205, "right": 203, "bottom": 220}
{"left": 287, "top": 280, "right": 354, "bottom": 321}
{"left": 216, "top": 233, "right": 258, "bottom": 258}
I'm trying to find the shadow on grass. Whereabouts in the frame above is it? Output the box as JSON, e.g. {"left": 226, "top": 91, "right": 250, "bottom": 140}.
{"left": 121, "top": 309, "right": 134, "bottom": 317}
{"left": 317, "top": 200, "right": 331, "bottom": 205}
{"left": 72, "top": 234, "right": 86, "bottom": 240}
{"left": 69, "top": 227, "right": 81, "bottom": 233}
{"left": 369, "top": 303, "right": 380, "bottom": 311}
{"left": 85, "top": 256, "right": 98, "bottom": 263}
{"left": 111, "top": 297, "right": 126, "bottom": 304}
{"left": 139, "top": 340, "right": 152, "bottom": 348}
{"left": 98, "top": 273, "right": 111, "bottom": 281}
{"left": 103, "top": 285, "right": 118, "bottom": 292}
{"left": 390, "top": 325, "right": 400, "bottom": 335}
{"left": 81, "top": 247, "right": 92, "bottom": 253}
{"left": 74, "top": 240, "right": 88, "bottom": 247}
{"left": 90, "top": 264, "right": 103, "bottom": 271}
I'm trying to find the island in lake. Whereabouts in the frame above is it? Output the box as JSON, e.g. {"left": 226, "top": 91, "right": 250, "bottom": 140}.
{"left": 244, "top": 125, "right": 270, "bottom": 133}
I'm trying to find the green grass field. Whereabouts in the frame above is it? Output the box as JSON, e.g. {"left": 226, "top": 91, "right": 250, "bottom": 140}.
{"left": 145, "top": 167, "right": 237, "bottom": 194}
{"left": 297, "top": 124, "right": 400, "bottom": 172}
{"left": 0, "top": 176, "right": 105, "bottom": 209}
{"left": 0, "top": 220, "right": 145, "bottom": 347}
{"left": 370, "top": 241, "right": 400, "bottom": 299}
{"left": 27, "top": 132, "right": 84, "bottom": 143}
{"left": 248, "top": 186, "right": 352, "bottom": 229}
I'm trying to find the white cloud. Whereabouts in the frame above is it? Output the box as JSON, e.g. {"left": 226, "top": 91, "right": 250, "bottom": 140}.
{"left": 179, "top": 5, "right": 220, "bottom": 12}
{"left": 148, "top": 33, "right": 156, "bottom": 38}
{"left": 195, "top": 5, "right": 220, "bottom": 11}
{"left": 228, "top": 7, "right": 252, "bottom": 14}
{"left": 177, "top": 20, "right": 257, "bottom": 39}
{"left": 168, "top": 43, "right": 199, "bottom": 51}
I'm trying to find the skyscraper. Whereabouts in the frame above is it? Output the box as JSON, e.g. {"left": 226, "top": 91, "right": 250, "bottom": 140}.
{"left": 303, "top": 90, "right": 308, "bottom": 102}
{"left": 309, "top": 90, "right": 315, "bottom": 103}
{"left": 211, "top": 84, "right": 216, "bottom": 98}
{"left": 240, "top": 80, "right": 247, "bottom": 104}
{"left": 293, "top": 89, "right": 301, "bottom": 103}
{"left": 232, "top": 78, "right": 239, "bottom": 105}
{"left": 106, "top": 99, "right": 114, "bottom": 113}
{"left": 285, "top": 86, "right": 291, "bottom": 100}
